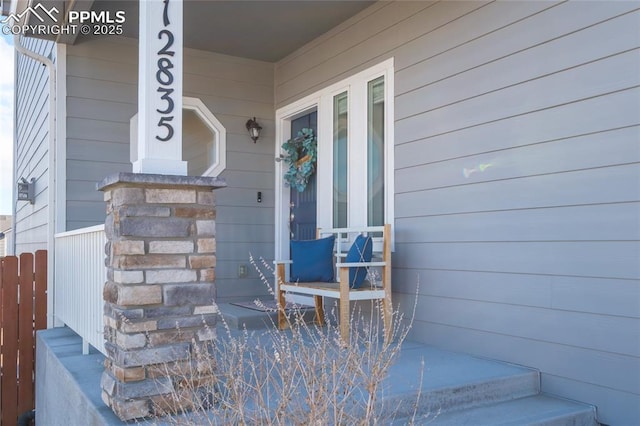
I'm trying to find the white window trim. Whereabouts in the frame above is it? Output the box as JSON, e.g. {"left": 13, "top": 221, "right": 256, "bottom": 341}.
{"left": 130, "top": 96, "right": 227, "bottom": 177}
{"left": 275, "top": 58, "right": 394, "bottom": 261}
{"left": 182, "top": 97, "right": 227, "bottom": 177}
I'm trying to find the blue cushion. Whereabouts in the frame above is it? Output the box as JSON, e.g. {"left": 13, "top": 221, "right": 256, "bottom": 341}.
{"left": 345, "top": 234, "right": 373, "bottom": 289}
{"left": 290, "top": 235, "right": 335, "bottom": 282}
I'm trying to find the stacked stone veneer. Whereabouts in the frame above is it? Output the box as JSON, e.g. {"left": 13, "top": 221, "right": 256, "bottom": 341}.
{"left": 97, "top": 172, "right": 226, "bottom": 421}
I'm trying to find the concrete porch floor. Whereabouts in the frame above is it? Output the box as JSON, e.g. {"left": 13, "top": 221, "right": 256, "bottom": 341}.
{"left": 36, "top": 305, "right": 597, "bottom": 425}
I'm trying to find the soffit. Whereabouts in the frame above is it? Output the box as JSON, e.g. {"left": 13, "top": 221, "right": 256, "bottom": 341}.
{"left": 85, "top": 0, "right": 375, "bottom": 62}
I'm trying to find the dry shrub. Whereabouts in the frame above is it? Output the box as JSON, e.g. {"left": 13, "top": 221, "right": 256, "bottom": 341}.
{"left": 150, "top": 257, "right": 420, "bottom": 425}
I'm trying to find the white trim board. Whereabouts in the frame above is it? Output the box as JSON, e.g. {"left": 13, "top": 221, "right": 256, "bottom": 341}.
{"left": 274, "top": 58, "right": 395, "bottom": 266}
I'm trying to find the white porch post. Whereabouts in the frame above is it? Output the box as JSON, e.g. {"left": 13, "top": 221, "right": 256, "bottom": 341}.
{"left": 133, "top": 0, "right": 187, "bottom": 175}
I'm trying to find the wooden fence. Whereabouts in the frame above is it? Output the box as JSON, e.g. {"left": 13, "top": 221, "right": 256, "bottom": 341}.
{"left": 0, "top": 251, "right": 47, "bottom": 425}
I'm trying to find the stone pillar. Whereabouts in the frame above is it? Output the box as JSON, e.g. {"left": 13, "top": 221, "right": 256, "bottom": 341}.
{"left": 97, "top": 172, "right": 226, "bottom": 421}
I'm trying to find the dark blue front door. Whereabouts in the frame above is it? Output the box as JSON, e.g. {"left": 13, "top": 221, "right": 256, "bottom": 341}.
{"left": 290, "top": 112, "right": 317, "bottom": 240}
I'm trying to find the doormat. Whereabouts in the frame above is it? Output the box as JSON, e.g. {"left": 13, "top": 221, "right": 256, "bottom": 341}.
{"left": 230, "top": 300, "right": 312, "bottom": 313}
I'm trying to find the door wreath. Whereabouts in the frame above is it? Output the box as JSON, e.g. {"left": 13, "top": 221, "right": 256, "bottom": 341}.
{"left": 282, "top": 128, "right": 317, "bottom": 192}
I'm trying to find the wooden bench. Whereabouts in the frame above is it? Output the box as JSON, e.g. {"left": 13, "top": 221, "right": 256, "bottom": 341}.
{"left": 275, "top": 224, "right": 392, "bottom": 343}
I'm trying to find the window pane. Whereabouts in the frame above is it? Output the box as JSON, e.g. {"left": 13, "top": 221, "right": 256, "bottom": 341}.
{"left": 183, "top": 109, "right": 216, "bottom": 176}
{"left": 333, "top": 92, "right": 348, "bottom": 228}
{"left": 367, "top": 76, "right": 384, "bottom": 226}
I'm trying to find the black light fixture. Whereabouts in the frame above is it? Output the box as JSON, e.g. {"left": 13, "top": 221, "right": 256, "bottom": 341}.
{"left": 246, "top": 117, "right": 262, "bottom": 143}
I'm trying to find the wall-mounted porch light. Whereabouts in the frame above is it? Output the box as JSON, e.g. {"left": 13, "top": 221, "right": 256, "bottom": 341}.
{"left": 17, "top": 177, "right": 36, "bottom": 204}
{"left": 245, "top": 117, "right": 262, "bottom": 143}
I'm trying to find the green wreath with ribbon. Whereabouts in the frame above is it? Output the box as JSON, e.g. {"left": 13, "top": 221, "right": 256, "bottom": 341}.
{"left": 282, "top": 128, "right": 317, "bottom": 192}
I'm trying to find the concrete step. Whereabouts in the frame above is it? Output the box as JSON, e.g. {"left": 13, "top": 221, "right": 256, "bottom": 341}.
{"left": 382, "top": 343, "right": 541, "bottom": 420}
{"left": 217, "top": 304, "right": 597, "bottom": 425}
{"left": 386, "top": 343, "right": 597, "bottom": 425}
{"left": 407, "top": 394, "right": 597, "bottom": 425}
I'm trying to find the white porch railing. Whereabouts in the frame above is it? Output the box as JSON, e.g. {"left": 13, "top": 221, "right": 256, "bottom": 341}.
{"left": 54, "top": 225, "right": 107, "bottom": 355}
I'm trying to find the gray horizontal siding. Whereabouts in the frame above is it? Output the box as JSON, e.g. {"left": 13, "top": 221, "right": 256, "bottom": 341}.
{"left": 396, "top": 165, "right": 639, "bottom": 217}
{"left": 394, "top": 54, "right": 638, "bottom": 144}
{"left": 65, "top": 38, "right": 137, "bottom": 232}
{"left": 404, "top": 293, "right": 638, "bottom": 359}
{"left": 275, "top": 1, "right": 640, "bottom": 425}
{"left": 396, "top": 90, "right": 639, "bottom": 166}
{"left": 183, "top": 48, "right": 276, "bottom": 304}
{"left": 14, "top": 37, "right": 55, "bottom": 254}
{"left": 397, "top": 203, "right": 640, "bottom": 243}
{"left": 394, "top": 241, "right": 638, "bottom": 280}
{"left": 393, "top": 269, "right": 639, "bottom": 319}
{"left": 393, "top": 2, "right": 636, "bottom": 93}
{"left": 396, "top": 126, "right": 639, "bottom": 183}
{"left": 65, "top": 36, "right": 276, "bottom": 302}
{"left": 406, "top": 317, "right": 639, "bottom": 396}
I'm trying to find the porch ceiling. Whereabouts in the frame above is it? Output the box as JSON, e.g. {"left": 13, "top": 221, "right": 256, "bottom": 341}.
{"left": 4, "top": 0, "right": 373, "bottom": 61}
{"left": 86, "top": 0, "right": 375, "bottom": 62}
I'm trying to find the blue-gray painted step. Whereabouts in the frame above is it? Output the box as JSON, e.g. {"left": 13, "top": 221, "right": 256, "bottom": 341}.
{"left": 387, "top": 343, "right": 596, "bottom": 424}
{"left": 405, "top": 394, "right": 597, "bottom": 425}
{"left": 381, "top": 343, "right": 541, "bottom": 420}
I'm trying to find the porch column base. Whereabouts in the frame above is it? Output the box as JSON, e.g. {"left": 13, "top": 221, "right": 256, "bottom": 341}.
{"left": 97, "top": 172, "right": 226, "bottom": 421}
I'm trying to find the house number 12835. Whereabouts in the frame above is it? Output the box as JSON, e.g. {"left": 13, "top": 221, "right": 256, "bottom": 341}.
{"left": 155, "top": 0, "right": 175, "bottom": 142}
